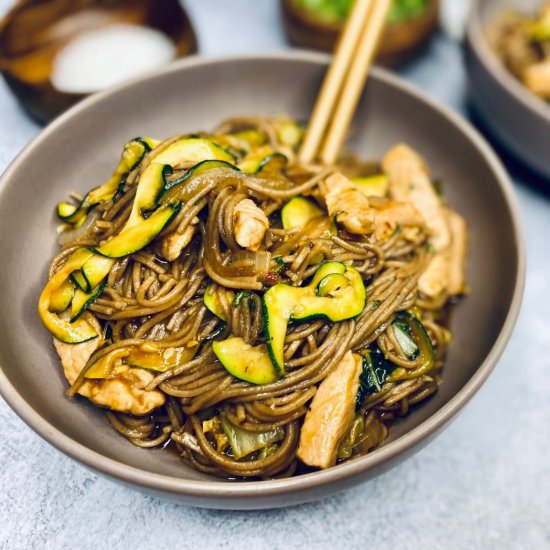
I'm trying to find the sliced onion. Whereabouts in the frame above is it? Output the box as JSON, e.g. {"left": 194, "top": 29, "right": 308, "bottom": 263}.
{"left": 253, "top": 250, "right": 272, "bottom": 273}
{"left": 57, "top": 209, "right": 100, "bottom": 246}
{"left": 233, "top": 250, "right": 271, "bottom": 274}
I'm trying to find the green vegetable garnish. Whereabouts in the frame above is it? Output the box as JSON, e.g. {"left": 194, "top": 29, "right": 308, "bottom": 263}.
{"left": 356, "top": 311, "right": 435, "bottom": 407}
{"left": 295, "top": 0, "right": 431, "bottom": 25}
{"left": 390, "top": 311, "right": 435, "bottom": 380}
{"left": 356, "top": 347, "right": 396, "bottom": 408}
{"left": 213, "top": 337, "right": 279, "bottom": 385}
{"left": 387, "top": 0, "right": 431, "bottom": 25}
{"left": 295, "top": 0, "right": 354, "bottom": 23}
{"left": 233, "top": 291, "right": 252, "bottom": 308}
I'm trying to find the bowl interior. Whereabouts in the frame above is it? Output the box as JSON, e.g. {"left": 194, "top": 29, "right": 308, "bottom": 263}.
{"left": 0, "top": 54, "right": 522, "bottom": 497}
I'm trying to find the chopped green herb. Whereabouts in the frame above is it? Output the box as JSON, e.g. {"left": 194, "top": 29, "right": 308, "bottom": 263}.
{"left": 392, "top": 225, "right": 402, "bottom": 236}
{"left": 233, "top": 291, "right": 252, "bottom": 308}
{"left": 371, "top": 300, "right": 381, "bottom": 310}
{"left": 274, "top": 256, "right": 286, "bottom": 274}
{"left": 427, "top": 243, "right": 436, "bottom": 254}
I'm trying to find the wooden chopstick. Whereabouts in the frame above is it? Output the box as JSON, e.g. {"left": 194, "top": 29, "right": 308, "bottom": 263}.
{"left": 299, "top": 0, "right": 392, "bottom": 166}
{"left": 298, "top": 0, "right": 373, "bottom": 165}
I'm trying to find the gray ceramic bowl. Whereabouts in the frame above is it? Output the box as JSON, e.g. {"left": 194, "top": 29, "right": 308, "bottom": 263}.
{"left": 0, "top": 52, "right": 524, "bottom": 509}
{"left": 464, "top": 0, "right": 550, "bottom": 178}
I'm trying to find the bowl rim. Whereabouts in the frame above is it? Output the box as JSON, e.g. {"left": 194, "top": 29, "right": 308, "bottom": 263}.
{"left": 466, "top": 0, "right": 550, "bottom": 124}
{"left": 0, "top": 50, "right": 526, "bottom": 502}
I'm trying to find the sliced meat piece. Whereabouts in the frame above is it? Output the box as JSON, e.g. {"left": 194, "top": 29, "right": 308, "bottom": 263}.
{"left": 319, "top": 172, "right": 375, "bottom": 235}
{"left": 418, "top": 209, "right": 468, "bottom": 299}
{"left": 53, "top": 337, "right": 165, "bottom": 416}
{"left": 382, "top": 144, "right": 450, "bottom": 251}
{"left": 297, "top": 351, "right": 362, "bottom": 469}
{"left": 524, "top": 60, "right": 550, "bottom": 99}
{"left": 446, "top": 209, "right": 468, "bottom": 296}
{"left": 418, "top": 253, "right": 449, "bottom": 298}
{"left": 85, "top": 367, "right": 165, "bottom": 415}
{"left": 53, "top": 335, "right": 100, "bottom": 385}
{"left": 372, "top": 200, "right": 425, "bottom": 241}
{"left": 159, "top": 221, "right": 197, "bottom": 262}
{"left": 233, "top": 199, "right": 269, "bottom": 251}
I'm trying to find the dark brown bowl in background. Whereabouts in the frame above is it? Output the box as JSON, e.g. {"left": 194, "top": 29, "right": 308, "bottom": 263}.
{"left": 0, "top": 52, "right": 524, "bottom": 509}
{"left": 0, "top": 0, "right": 197, "bottom": 123}
{"left": 281, "top": 0, "right": 439, "bottom": 65}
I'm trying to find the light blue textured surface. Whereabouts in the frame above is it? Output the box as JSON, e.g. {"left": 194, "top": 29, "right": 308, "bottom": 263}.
{"left": 1, "top": 1, "right": 549, "bottom": 548}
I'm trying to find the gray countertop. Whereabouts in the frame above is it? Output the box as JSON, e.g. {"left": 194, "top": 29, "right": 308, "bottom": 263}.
{"left": 1, "top": 1, "right": 549, "bottom": 548}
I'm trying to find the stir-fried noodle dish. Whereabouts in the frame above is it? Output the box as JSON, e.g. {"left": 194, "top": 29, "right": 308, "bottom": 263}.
{"left": 489, "top": 2, "right": 550, "bottom": 102}
{"left": 39, "top": 116, "right": 468, "bottom": 479}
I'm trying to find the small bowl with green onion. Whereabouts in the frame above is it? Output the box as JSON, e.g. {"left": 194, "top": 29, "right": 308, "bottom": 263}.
{"left": 281, "top": 0, "right": 439, "bottom": 65}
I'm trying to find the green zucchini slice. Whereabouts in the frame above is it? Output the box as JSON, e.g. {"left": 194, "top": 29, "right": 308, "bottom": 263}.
{"left": 230, "top": 129, "right": 267, "bottom": 150}
{"left": 351, "top": 174, "right": 390, "bottom": 198}
{"left": 56, "top": 202, "right": 78, "bottom": 219}
{"left": 316, "top": 273, "right": 350, "bottom": 297}
{"left": 262, "top": 262, "right": 366, "bottom": 374}
{"left": 81, "top": 254, "right": 115, "bottom": 292}
{"left": 42, "top": 313, "right": 98, "bottom": 344}
{"left": 275, "top": 120, "right": 304, "bottom": 149}
{"left": 84, "top": 352, "right": 115, "bottom": 379}
{"left": 160, "top": 159, "right": 240, "bottom": 202}
{"left": 151, "top": 137, "right": 235, "bottom": 166}
{"left": 281, "top": 196, "right": 324, "bottom": 230}
{"left": 71, "top": 270, "right": 89, "bottom": 292}
{"left": 255, "top": 152, "right": 287, "bottom": 174}
{"left": 203, "top": 284, "right": 234, "bottom": 322}
{"left": 309, "top": 261, "right": 346, "bottom": 286}
{"left": 127, "top": 163, "right": 173, "bottom": 227}
{"left": 213, "top": 337, "right": 279, "bottom": 385}
{"left": 38, "top": 248, "right": 98, "bottom": 343}
{"left": 281, "top": 196, "right": 336, "bottom": 238}
{"left": 85, "top": 344, "right": 199, "bottom": 379}
{"left": 128, "top": 344, "right": 199, "bottom": 373}
{"left": 70, "top": 280, "right": 106, "bottom": 322}
{"left": 49, "top": 280, "right": 75, "bottom": 313}
{"left": 211, "top": 129, "right": 267, "bottom": 156}
{"left": 238, "top": 146, "right": 287, "bottom": 174}
{"left": 93, "top": 203, "right": 179, "bottom": 258}
{"left": 56, "top": 137, "right": 158, "bottom": 223}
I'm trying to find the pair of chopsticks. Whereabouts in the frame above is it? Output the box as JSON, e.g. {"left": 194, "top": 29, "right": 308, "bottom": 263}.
{"left": 299, "top": 0, "right": 392, "bottom": 166}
